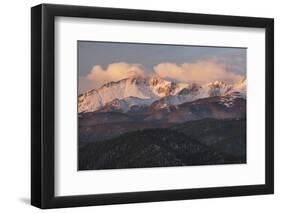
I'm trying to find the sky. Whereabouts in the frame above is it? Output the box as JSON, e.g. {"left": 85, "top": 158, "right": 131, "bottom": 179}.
{"left": 78, "top": 41, "right": 246, "bottom": 94}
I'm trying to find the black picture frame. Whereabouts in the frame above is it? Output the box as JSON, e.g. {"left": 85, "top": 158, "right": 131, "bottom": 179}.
{"left": 31, "top": 3, "right": 274, "bottom": 209}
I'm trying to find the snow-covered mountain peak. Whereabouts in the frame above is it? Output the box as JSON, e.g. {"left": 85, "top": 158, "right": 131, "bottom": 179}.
{"left": 78, "top": 75, "right": 189, "bottom": 113}
{"left": 78, "top": 75, "right": 246, "bottom": 113}
{"left": 206, "top": 81, "right": 232, "bottom": 97}
{"left": 207, "top": 81, "right": 229, "bottom": 90}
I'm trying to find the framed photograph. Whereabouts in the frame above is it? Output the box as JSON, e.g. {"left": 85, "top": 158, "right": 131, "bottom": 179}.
{"left": 31, "top": 3, "right": 274, "bottom": 209}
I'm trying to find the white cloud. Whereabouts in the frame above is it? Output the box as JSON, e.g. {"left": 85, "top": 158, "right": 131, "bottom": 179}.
{"left": 79, "top": 60, "right": 245, "bottom": 93}
{"left": 80, "top": 62, "right": 145, "bottom": 92}
{"left": 154, "top": 60, "right": 244, "bottom": 84}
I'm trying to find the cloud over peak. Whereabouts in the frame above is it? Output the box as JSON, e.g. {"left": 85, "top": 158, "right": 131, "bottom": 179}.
{"left": 79, "top": 60, "right": 245, "bottom": 93}
{"left": 79, "top": 62, "right": 145, "bottom": 92}
{"left": 87, "top": 62, "right": 145, "bottom": 84}
{"left": 154, "top": 60, "right": 243, "bottom": 84}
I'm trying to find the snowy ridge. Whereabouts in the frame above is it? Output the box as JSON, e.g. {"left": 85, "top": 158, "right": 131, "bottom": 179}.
{"left": 98, "top": 96, "right": 156, "bottom": 113}
{"left": 78, "top": 76, "right": 190, "bottom": 113}
{"left": 206, "top": 81, "right": 232, "bottom": 97}
{"left": 149, "top": 80, "right": 246, "bottom": 110}
{"left": 79, "top": 75, "right": 246, "bottom": 113}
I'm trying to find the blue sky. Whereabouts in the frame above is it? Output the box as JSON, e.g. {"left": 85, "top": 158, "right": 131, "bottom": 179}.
{"left": 78, "top": 41, "right": 246, "bottom": 93}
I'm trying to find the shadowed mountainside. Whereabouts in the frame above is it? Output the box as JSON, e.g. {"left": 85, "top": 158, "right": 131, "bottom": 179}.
{"left": 78, "top": 76, "right": 246, "bottom": 170}
{"left": 79, "top": 128, "right": 226, "bottom": 170}
{"left": 79, "top": 120, "right": 246, "bottom": 170}
{"left": 79, "top": 96, "right": 246, "bottom": 144}
{"left": 173, "top": 118, "right": 246, "bottom": 163}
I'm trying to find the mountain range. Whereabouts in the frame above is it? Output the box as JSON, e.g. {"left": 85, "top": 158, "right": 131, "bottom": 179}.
{"left": 78, "top": 75, "right": 247, "bottom": 170}
{"left": 78, "top": 75, "right": 246, "bottom": 114}
{"left": 78, "top": 75, "right": 246, "bottom": 143}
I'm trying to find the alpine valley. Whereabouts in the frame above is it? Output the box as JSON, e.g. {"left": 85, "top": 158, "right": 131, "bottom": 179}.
{"left": 78, "top": 75, "right": 246, "bottom": 170}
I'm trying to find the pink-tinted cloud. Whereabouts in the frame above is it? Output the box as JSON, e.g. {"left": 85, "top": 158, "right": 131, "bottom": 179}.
{"left": 79, "top": 60, "right": 245, "bottom": 93}
{"left": 154, "top": 60, "right": 243, "bottom": 84}
{"left": 79, "top": 62, "right": 145, "bottom": 93}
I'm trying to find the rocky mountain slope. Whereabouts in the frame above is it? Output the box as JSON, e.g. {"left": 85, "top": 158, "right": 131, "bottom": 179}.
{"left": 78, "top": 76, "right": 246, "bottom": 113}
{"left": 78, "top": 75, "right": 247, "bottom": 170}
{"left": 79, "top": 118, "right": 246, "bottom": 170}
{"left": 79, "top": 128, "right": 226, "bottom": 170}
